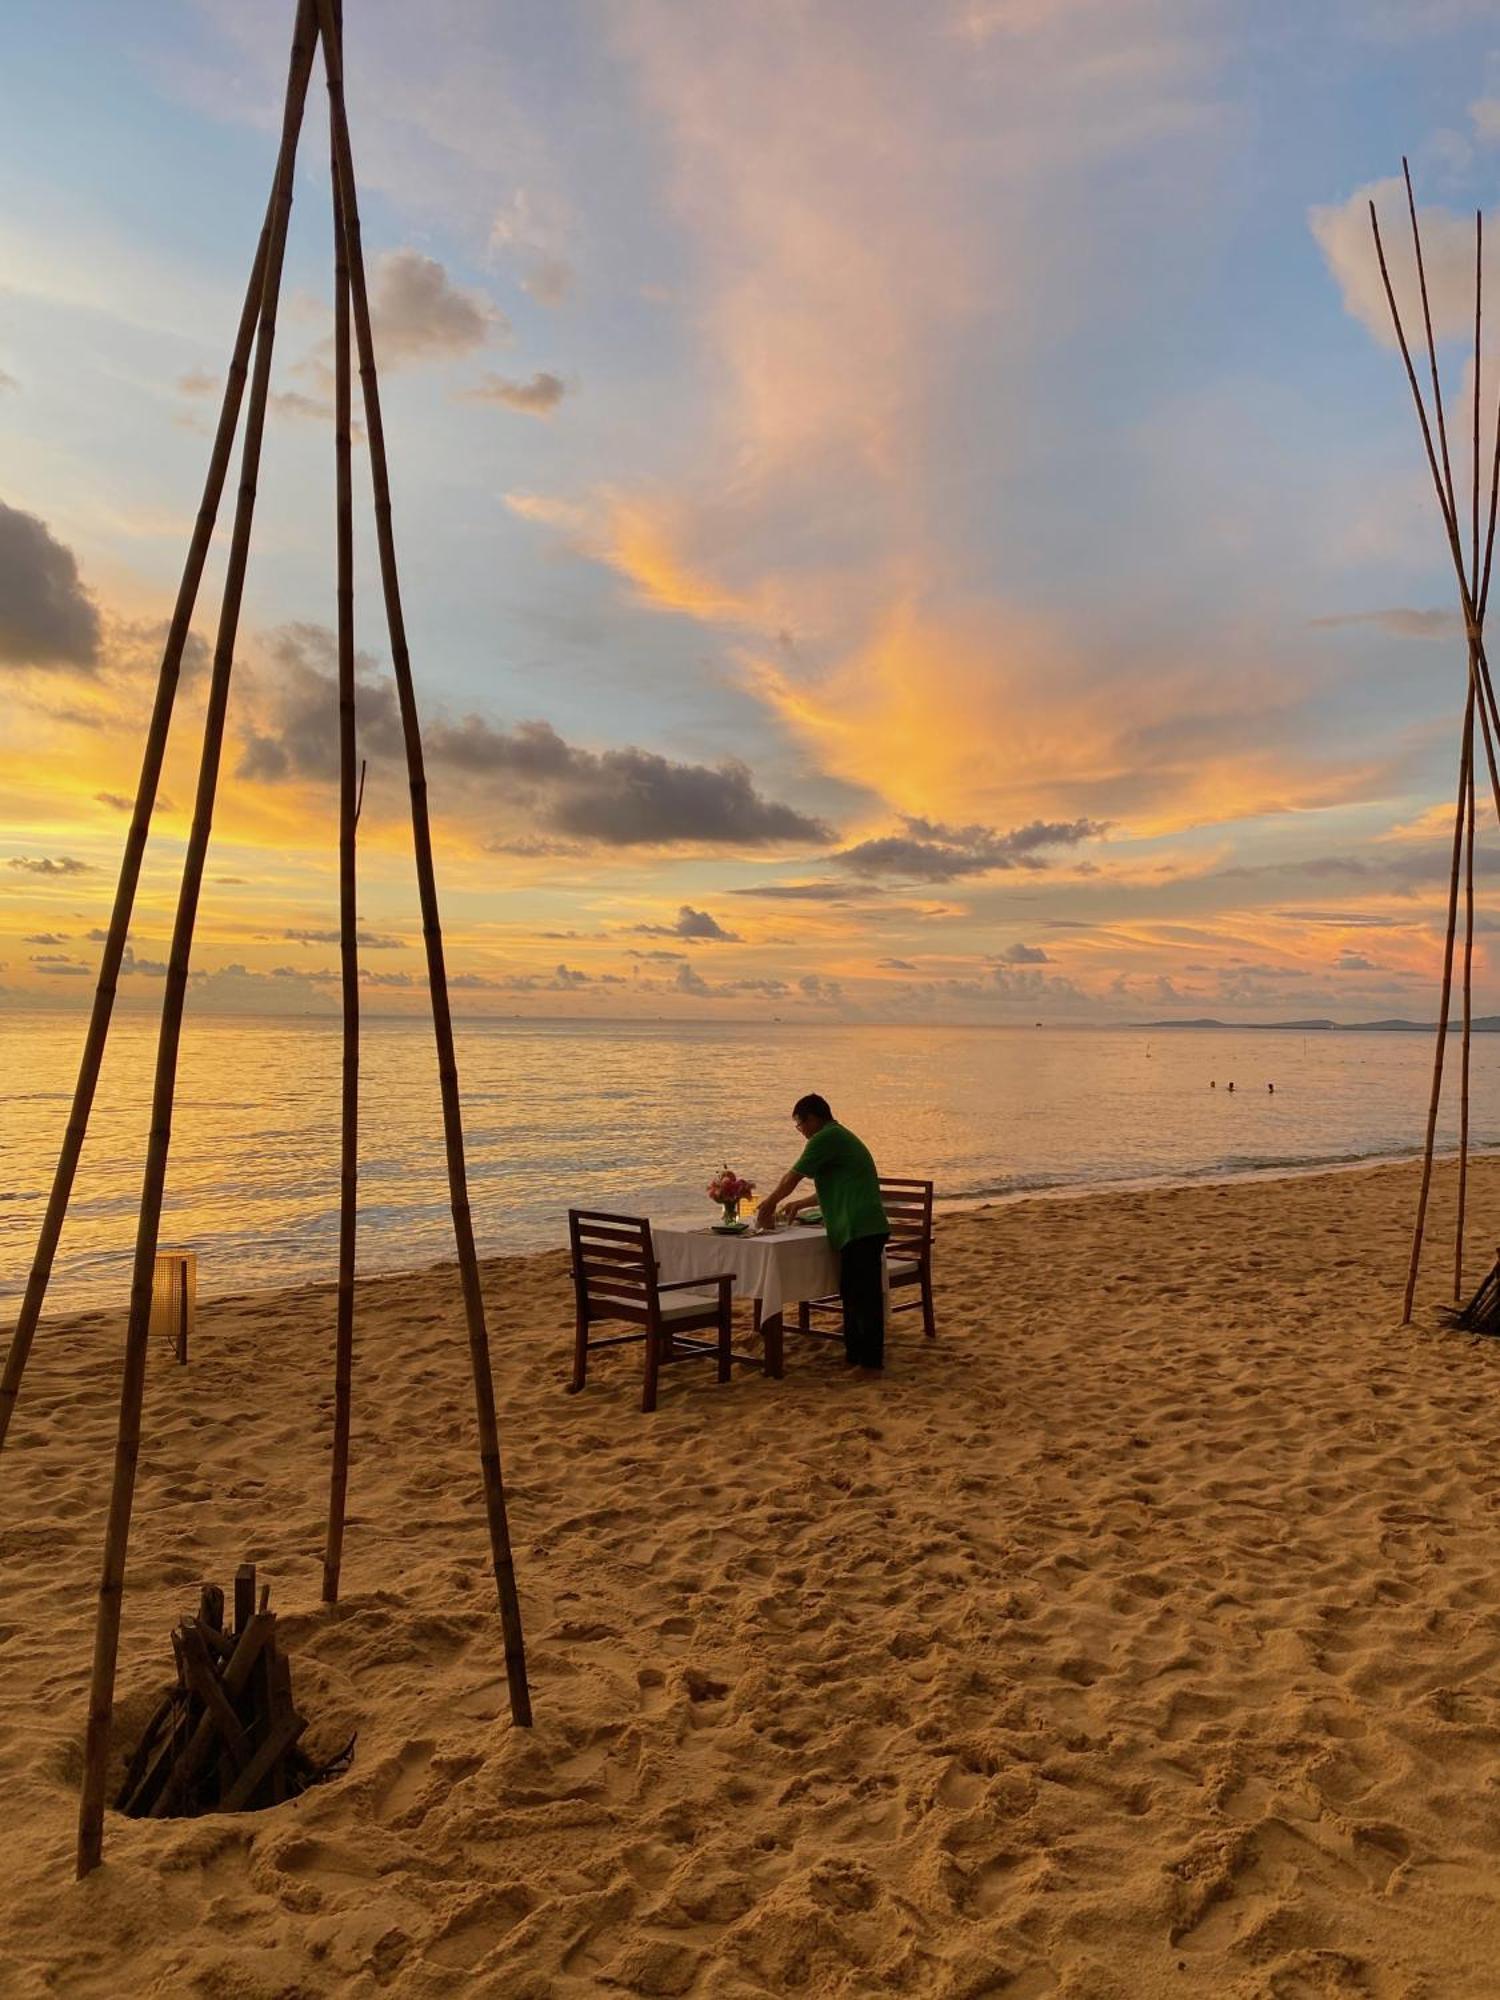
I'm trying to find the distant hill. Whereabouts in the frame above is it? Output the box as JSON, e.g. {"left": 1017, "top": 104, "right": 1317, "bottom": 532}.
{"left": 1135, "top": 1017, "right": 1500, "bottom": 1033}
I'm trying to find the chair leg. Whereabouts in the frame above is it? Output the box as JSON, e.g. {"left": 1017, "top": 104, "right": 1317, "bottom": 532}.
{"left": 642, "top": 1323, "right": 661, "bottom": 1412}
{"left": 718, "top": 1308, "right": 732, "bottom": 1383}
{"left": 569, "top": 1307, "right": 589, "bottom": 1391}
{"left": 797, "top": 1301, "right": 810, "bottom": 1335}
{"left": 921, "top": 1267, "right": 936, "bottom": 1339}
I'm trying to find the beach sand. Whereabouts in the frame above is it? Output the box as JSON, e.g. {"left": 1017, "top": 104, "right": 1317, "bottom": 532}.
{"left": 6, "top": 1158, "right": 1500, "bottom": 1997}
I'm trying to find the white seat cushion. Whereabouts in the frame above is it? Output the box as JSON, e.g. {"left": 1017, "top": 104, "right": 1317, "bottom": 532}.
{"left": 659, "top": 1290, "right": 723, "bottom": 1321}
{"left": 886, "top": 1257, "right": 920, "bottom": 1278}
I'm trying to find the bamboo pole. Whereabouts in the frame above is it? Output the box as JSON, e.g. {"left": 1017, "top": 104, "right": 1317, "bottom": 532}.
{"left": 1458, "top": 725, "right": 1476, "bottom": 1297}
{"left": 1371, "top": 189, "right": 1500, "bottom": 1322}
{"left": 1370, "top": 204, "right": 1500, "bottom": 807}
{"left": 1457, "top": 214, "right": 1483, "bottom": 1301}
{"left": 315, "top": 0, "right": 532, "bottom": 1727}
{"left": 1404, "top": 160, "right": 1460, "bottom": 529}
{"left": 0, "top": 201, "right": 278, "bottom": 1462}
{"left": 322, "top": 1, "right": 359, "bottom": 1605}
{"left": 1404, "top": 689, "right": 1475, "bottom": 1324}
{"left": 76, "top": 0, "right": 320, "bottom": 1879}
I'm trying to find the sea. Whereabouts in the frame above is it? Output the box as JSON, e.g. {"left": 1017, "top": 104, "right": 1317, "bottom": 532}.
{"left": 0, "top": 1010, "right": 1488, "bottom": 1315}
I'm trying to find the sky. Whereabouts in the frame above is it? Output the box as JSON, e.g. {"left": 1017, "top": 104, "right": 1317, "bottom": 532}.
{"left": 5, "top": 0, "right": 1500, "bottom": 1024}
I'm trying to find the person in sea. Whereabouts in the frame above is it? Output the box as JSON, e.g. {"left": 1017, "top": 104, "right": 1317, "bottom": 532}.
{"left": 756, "top": 1093, "right": 889, "bottom": 1370}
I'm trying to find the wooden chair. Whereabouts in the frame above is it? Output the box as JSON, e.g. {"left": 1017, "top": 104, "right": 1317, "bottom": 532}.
{"left": 567, "top": 1209, "right": 736, "bottom": 1412}
{"left": 795, "top": 1176, "right": 937, "bottom": 1343}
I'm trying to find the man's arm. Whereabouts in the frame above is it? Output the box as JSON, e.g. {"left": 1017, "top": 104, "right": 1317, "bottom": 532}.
{"left": 756, "top": 1167, "right": 803, "bottom": 1229}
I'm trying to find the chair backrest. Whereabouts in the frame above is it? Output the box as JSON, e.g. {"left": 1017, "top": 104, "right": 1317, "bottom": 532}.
{"left": 878, "top": 1177, "right": 933, "bottom": 1257}
{"left": 568, "top": 1209, "right": 657, "bottom": 1322}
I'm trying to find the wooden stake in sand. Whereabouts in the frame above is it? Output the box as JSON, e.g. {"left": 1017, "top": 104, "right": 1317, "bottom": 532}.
{"left": 315, "top": 0, "right": 533, "bottom": 1727}
{"left": 321, "top": 0, "right": 360, "bottom": 1607}
{"left": 1369, "top": 171, "right": 1500, "bottom": 1323}
{"left": 75, "top": 0, "right": 322, "bottom": 1879}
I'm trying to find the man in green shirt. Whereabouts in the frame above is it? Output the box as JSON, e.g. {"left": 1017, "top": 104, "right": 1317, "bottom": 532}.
{"left": 756, "top": 1094, "right": 889, "bottom": 1368}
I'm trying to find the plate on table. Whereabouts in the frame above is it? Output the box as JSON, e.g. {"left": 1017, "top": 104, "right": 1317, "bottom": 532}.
{"left": 796, "top": 1209, "right": 824, "bottom": 1226}
{"left": 712, "top": 1221, "right": 749, "bottom": 1234}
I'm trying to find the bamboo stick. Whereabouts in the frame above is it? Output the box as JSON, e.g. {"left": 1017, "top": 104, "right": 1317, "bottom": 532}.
{"left": 322, "top": 2, "right": 359, "bottom": 1605}
{"left": 1457, "top": 215, "right": 1483, "bottom": 1302}
{"left": 75, "top": 0, "right": 320, "bottom": 1880}
{"left": 1404, "top": 159, "right": 1461, "bottom": 529}
{"left": 1370, "top": 201, "right": 1500, "bottom": 789}
{"left": 1458, "top": 722, "right": 1476, "bottom": 1298}
{"left": 0, "top": 201, "right": 278, "bottom": 1462}
{"left": 1372, "top": 186, "right": 1500, "bottom": 1323}
{"left": 315, "top": 0, "right": 532, "bottom": 1728}
{"left": 1403, "top": 688, "right": 1474, "bottom": 1325}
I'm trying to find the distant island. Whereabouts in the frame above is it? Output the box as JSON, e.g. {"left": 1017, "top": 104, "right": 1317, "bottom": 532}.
{"left": 1134, "top": 1017, "right": 1500, "bottom": 1033}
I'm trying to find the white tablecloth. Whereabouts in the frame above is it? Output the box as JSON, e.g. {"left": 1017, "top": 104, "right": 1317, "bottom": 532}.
{"left": 652, "top": 1222, "right": 838, "bottom": 1318}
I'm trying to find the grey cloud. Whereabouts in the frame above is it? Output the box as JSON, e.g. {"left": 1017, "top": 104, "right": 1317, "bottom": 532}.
{"left": 995, "top": 942, "right": 1051, "bottom": 965}
{"left": 241, "top": 635, "right": 830, "bottom": 851}
{"left": 632, "top": 904, "right": 741, "bottom": 942}
{"left": 9, "top": 855, "right": 93, "bottom": 876}
{"left": 0, "top": 501, "right": 101, "bottom": 668}
{"left": 461, "top": 370, "right": 566, "bottom": 415}
{"left": 370, "top": 249, "right": 505, "bottom": 365}
{"left": 1311, "top": 607, "right": 1459, "bottom": 639}
{"left": 23, "top": 932, "right": 69, "bottom": 945}
{"left": 270, "top": 388, "right": 332, "bottom": 424}
{"left": 282, "top": 927, "right": 405, "bottom": 950}
{"left": 877, "top": 957, "right": 915, "bottom": 970}
{"left": 122, "top": 944, "right": 169, "bottom": 976}
{"left": 238, "top": 624, "right": 405, "bottom": 782}
{"left": 675, "top": 962, "right": 711, "bottom": 996}
{"left": 627, "top": 948, "right": 688, "bottom": 963}
{"left": 835, "top": 815, "right": 1105, "bottom": 882}
{"left": 363, "top": 970, "right": 415, "bottom": 989}
{"left": 1274, "top": 909, "right": 1407, "bottom": 928}
{"left": 426, "top": 717, "right": 831, "bottom": 848}
{"left": 96, "top": 789, "right": 176, "bottom": 813}
{"left": 798, "top": 972, "right": 843, "bottom": 1003}
{"left": 1334, "top": 952, "right": 1379, "bottom": 970}
{"left": 728, "top": 880, "right": 883, "bottom": 902}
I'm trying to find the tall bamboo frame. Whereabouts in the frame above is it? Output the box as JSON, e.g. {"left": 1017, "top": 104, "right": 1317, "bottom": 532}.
{"left": 0, "top": 0, "right": 532, "bottom": 1876}
{"left": 1369, "top": 165, "right": 1500, "bottom": 1323}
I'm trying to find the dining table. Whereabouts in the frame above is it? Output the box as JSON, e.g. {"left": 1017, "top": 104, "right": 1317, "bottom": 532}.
{"left": 651, "top": 1218, "right": 841, "bottom": 1378}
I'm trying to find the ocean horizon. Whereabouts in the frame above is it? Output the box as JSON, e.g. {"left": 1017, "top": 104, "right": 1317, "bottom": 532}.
{"left": 1, "top": 1008, "right": 1480, "bottom": 1315}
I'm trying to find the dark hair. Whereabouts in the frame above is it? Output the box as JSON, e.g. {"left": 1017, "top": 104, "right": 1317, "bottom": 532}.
{"left": 793, "top": 1093, "right": 832, "bottom": 1122}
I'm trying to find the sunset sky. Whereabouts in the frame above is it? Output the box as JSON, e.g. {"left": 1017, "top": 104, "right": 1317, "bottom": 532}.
{"left": 5, "top": 0, "right": 1500, "bottom": 1022}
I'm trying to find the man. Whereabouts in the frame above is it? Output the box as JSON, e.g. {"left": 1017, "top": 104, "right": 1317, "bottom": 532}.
{"left": 756, "top": 1094, "right": 889, "bottom": 1369}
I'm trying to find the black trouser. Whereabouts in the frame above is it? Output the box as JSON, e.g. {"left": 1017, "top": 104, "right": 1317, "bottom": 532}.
{"left": 840, "top": 1233, "right": 888, "bottom": 1367}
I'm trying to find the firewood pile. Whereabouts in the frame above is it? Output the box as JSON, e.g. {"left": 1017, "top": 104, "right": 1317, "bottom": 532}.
{"left": 116, "top": 1563, "right": 351, "bottom": 1818}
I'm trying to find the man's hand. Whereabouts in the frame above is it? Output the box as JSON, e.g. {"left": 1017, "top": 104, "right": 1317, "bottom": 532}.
{"left": 755, "top": 1198, "right": 778, "bottom": 1232}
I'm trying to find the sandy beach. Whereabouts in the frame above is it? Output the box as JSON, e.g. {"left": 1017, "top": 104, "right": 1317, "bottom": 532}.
{"left": 6, "top": 1158, "right": 1500, "bottom": 1997}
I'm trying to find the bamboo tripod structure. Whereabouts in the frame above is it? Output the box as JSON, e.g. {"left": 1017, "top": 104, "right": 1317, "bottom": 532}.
{"left": 0, "top": 0, "right": 532, "bottom": 1876}
{"left": 1370, "top": 164, "right": 1500, "bottom": 1324}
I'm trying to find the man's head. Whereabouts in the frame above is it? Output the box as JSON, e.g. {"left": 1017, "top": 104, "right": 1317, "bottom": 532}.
{"left": 792, "top": 1092, "right": 833, "bottom": 1139}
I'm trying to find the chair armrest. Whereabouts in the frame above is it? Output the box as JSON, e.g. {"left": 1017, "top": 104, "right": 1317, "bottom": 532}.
{"left": 658, "top": 1272, "right": 736, "bottom": 1291}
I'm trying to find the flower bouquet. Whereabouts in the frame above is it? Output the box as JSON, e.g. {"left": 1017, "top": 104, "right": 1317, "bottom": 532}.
{"left": 708, "top": 1165, "right": 755, "bottom": 1230}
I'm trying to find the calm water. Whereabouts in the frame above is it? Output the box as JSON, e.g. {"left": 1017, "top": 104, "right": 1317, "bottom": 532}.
{"left": 0, "top": 1010, "right": 1487, "bottom": 1314}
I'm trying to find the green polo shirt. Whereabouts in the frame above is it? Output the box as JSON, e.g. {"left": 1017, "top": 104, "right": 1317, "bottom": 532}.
{"left": 793, "top": 1121, "right": 887, "bottom": 1252}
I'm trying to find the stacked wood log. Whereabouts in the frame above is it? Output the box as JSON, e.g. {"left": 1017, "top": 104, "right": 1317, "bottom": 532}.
{"left": 116, "top": 1564, "right": 346, "bottom": 1818}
